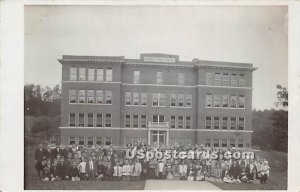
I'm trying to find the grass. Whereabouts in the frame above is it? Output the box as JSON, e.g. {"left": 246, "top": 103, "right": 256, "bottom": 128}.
{"left": 24, "top": 144, "right": 145, "bottom": 190}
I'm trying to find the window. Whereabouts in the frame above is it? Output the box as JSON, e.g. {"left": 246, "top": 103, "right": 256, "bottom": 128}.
{"left": 153, "top": 115, "right": 164, "bottom": 123}
{"left": 105, "top": 137, "right": 112, "bottom": 145}
{"left": 159, "top": 93, "right": 165, "bottom": 106}
{"left": 133, "top": 92, "right": 139, "bottom": 106}
{"left": 125, "top": 92, "right": 132, "bottom": 105}
{"left": 96, "top": 137, "right": 103, "bottom": 145}
{"left": 222, "top": 117, "right": 228, "bottom": 130}
{"left": 105, "top": 90, "right": 112, "bottom": 104}
{"left": 239, "top": 74, "right": 245, "bottom": 87}
{"left": 238, "top": 95, "right": 245, "bottom": 108}
{"left": 206, "top": 72, "right": 214, "bottom": 85}
{"left": 152, "top": 93, "right": 165, "bottom": 106}
{"left": 178, "top": 116, "right": 183, "bottom": 129}
{"left": 170, "top": 116, "right": 176, "bottom": 128}
{"left": 87, "top": 90, "right": 94, "bottom": 104}
{"left": 238, "top": 139, "right": 244, "bottom": 148}
{"left": 141, "top": 115, "right": 147, "bottom": 128}
{"left": 79, "top": 113, "right": 84, "bottom": 127}
{"left": 170, "top": 94, "right": 177, "bottom": 107}
{"left": 230, "top": 139, "right": 236, "bottom": 147}
{"left": 214, "top": 139, "right": 219, "bottom": 147}
{"left": 88, "top": 68, "right": 95, "bottom": 81}
{"left": 141, "top": 93, "right": 147, "bottom": 106}
{"left": 238, "top": 117, "right": 245, "bottom": 130}
{"left": 230, "top": 117, "right": 237, "bottom": 130}
{"left": 79, "top": 68, "right": 86, "bottom": 81}
{"left": 96, "top": 114, "right": 103, "bottom": 127}
{"left": 186, "top": 116, "right": 191, "bottom": 129}
{"left": 206, "top": 94, "right": 213, "bottom": 107}
{"left": 214, "top": 73, "right": 221, "bottom": 86}
{"left": 133, "top": 115, "right": 139, "bottom": 128}
{"left": 79, "top": 137, "right": 84, "bottom": 145}
{"left": 230, "top": 74, "right": 237, "bottom": 86}
{"left": 214, "top": 94, "right": 221, "bottom": 107}
{"left": 133, "top": 71, "right": 140, "bottom": 84}
{"left": 125, "top": 115, "right": 131, "bottom": 128}
{"left": 96, "top": 90, "right": 103, "bottom": 104}
{"left": 69, "top": 90, "right": 76, "bottom": 103}
{"left": 213, "top": 117, "right": 220, "bottom": 129}
{"left": 157, "top": 72, "right": 163, "bottom": 84}
{"left": 205, "top": 139, "right": 211, "bottom": 147}
{"left": 222, "top": 139, "right": 227, "bottom": 147}
{"left": 106, "top": 68, "right": 112, "bottom": 82}
{"left": 78, "top": 90, "right": 85, "bottom": 104}
{"left": 178, "top": 73, "right": 185, "bottom": 85}
{"left": 69, "top": 137, "right": 76, "bottom": 145}
{"left": 152, "top": 93, "right": 158, "bottom": 106}
{"left": 230, "top": 95, "right": 237, "bottom": 108}
{"left": 69, "top": 113, "right": 76, "bottom": 127}
{"left": 205, "top": 116, "right": 212, "bottom": 129}
{"left": 178, "top": 94, "right": 184, "bottom": 107}
{"left": 185, "top": 94, "right": 192, "bottom": 107}
{"left": 105, "top": 114, "right": 112, "bottom": 127}
{"left": 87, "top": 137, "right": 94, "bottom": 145}
{"left": 222, "top": 95, "right": 229, "bottom": 108}
{"left": 97, "top": 68, "right": 104, "bottom": 81}
{"left": 222, "top": 73, "right": 229, "bottom": 86}
{"left": 70, "top": 68, "right": 77, "bottom": 81}
{"left": 87, "top": 114, "right": 94, "bottom": 127}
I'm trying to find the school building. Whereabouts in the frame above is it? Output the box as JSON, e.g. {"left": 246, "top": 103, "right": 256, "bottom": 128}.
{"left": 58, "top": 53, "right": 256, "bottom": 148}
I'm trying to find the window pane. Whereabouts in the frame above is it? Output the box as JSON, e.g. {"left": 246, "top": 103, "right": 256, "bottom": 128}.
{"left": 78, "top": 90, "right": 86, "bottom": 104}
{"left": 88, "top": 69, "right": 95, "bottom": 81}
{"left": 133, "top": 92, "right": 139, "bottom": 106}
{"left": 214, "top": 73, "right": 221, "bottom": 86}
{"left": 178, "top": 116, "right": 183, "bottom": 129}
{"left": 159, "top": 93, "right": 165, "bottom": 106}
{"left": 141, "top": 115, "right": 147, "bottom": 128}
{"left": 79, "top": 137, "right": 84, "bottom": 145}
{"left": 178, "top": 73, "right": 185, "bottom": 85}
{"left": 96, "top": 114, "right": 103, "bottom": 127}
{"left": 69, "top": 90, "right": 76, "bottom": 103}
{"left": 105, "top": 137, "right": 112, "bottom": 145}
{"left": 87, "top": 137, "right": 94, "bottom": 145}
{"left": 96, "top": 90, "right": 103, "bottom": 104}
{"left": 214, "top": 95, "right": 221, "bottom": 107}
{"left": 134, "top": 71, "right": 140, "bottom": 84}
{"left": 159, "top": 115, "right": 165, "bottom": 123}
{"left": 97, "top": 68, "right": 104, "bottom": 81}
{"left": 141, "top": 93, "right": 147, "bottom": 106}
{"left": 157, "top": 72, "right": 163, "bottom": 84}
{"left": 105, "top": 114, "right": 111, "bottom": 127}
{"left": 105, "top": 90, "right": 112, "bottom": 104}
{"left": 186, "top": 116, "right": 191, "bottom": 129}
{"left": 205, "top": 116, "right": 212, "bottom": 129}
{"left": 87, "top": 90, "right": 94, "bottom": 104}
{"left": 230, "top": 139, "right": 236, "bottom": 147}
{"left": 206, "top": 94, "right": 213, "bottom": 107}
{"left": 170, "top": 94, "right": 177, "bottom": 107}
{"left": 222, "top": 95, "right": 229, "bottom": 108}
{"left": 106, "top": 68, "right": 112, "bottom": 82}
{"left": 222, "top": 139, "right": 227, "bottom": 147}
{"left": 214, "top": 139, "right": 219, "bottom": 147}
{"left": 79, "top": 68, "right": 86, "bottom": 81}
{"left": 178, "top": 94, "right": 184, "bottom": 107}
{"left": 125, "top": 92, "right": 132, "bottom": 105}
{"left": 152, "top": 93, "right": 158, "bottom": 106}
{"left": 230, "top": 74, "right": 237, "bottom": 86}
{"left": 238, "top": 117, "right": 245, "bottom": 130}
{"left": 222, "top": 117, "right": 228, "bottom": 130}
{"left": 133, "top": 115, "right": 139, "bottom": 128}
{"left": 79, "top": 113, "right": 84, "bottom": 127}
{"left": 69, "top": 137, "right": 76, "bottom": 145}
{"left": 96, "top": 137, "right": 103, "bottom": 145}
{"left": 87, "top": 113, "right": 93, "bottom": 127}
{"left": 238, "top": 139, "right": 244, "bottom": 147}
{"left": 239, "top": 74, "right": 245, "bottom": 87}
{"left": 213, "top": 117, "right": 220, "bottom": 129}
{"left": 153, "top": 115, "right": 158, "bottom": 123}
{"left": 230, "top": 117, "right": 237, "bottom": 130}
{"left": 206, "top": 72, "right": 214, "bottom": 85}
{"left": 70, "top": 68, "right": 77, "bottom": 81}
{"left": 205, "top": 139, "right": 211, "bottom": 147}
{"left": 69, "top": 114, "right": 76, "bottom": 126}
{"left": 125, "top": 115, "right": 131, "bottom": 128}
{"left": 185, "top": 94, "right": 192, "bottom": 107}
{"left": 222, "top": 73, "right": 229, "bottom": 86}
{"left": 171, "top": 116, "right": 176, "bottom": 128}
{"left": 230, "top": 95, "right": 237, "bottom": 108}
{"left": 238, "top": 95, "right": 245, "bottom": 108}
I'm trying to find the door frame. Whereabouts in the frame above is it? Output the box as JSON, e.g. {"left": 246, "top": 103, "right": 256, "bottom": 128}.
{"left": 148, "top": 128, "right": 169, "bottom": 146}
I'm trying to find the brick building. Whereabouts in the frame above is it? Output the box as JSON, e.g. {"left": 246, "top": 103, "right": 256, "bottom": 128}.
{"left": 58, "top": 53, "right": 256, "bottom": 148}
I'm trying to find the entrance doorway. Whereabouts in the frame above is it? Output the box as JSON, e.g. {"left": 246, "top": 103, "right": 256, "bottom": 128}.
{"left": 151, "top": 131, "right": 166, "bottom": 146}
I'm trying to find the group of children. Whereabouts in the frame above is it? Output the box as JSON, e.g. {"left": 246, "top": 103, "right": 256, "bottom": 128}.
{"left": 34, "top": 141, "right": 270, "bottom": 184}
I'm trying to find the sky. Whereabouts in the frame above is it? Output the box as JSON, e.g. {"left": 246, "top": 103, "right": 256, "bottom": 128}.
{"left": 24, "top": 5, "right": 288, "bottom": 110}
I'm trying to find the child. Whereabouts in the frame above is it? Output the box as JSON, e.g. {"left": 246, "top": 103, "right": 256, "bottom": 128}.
{"left": 166, "top": 159, "right": 173, "bottom": 180}
{"left": 122, "top": 159, "right": 132, "bottom": 181}
{"left": 172, "top": 160, "right": 180, "bottom": 180}
{"left": 260, "top": 160, "right": 270, "bottom": 184}
{"left": 86, "top": 156, "right": 98, "bottom": 180}
{"left": 195, "top": 161, "right": 205, "bottom": 181}
{"left": 96, "top": 160, "right": 105, "bottom": 181}
{"left": 157, "top": 160, "right": 166, "bottom": 179}
{"left": 213, "top": 161, "right": 223, "bottom": 182}
{"left": 50, "top": 159, "right": 61, "bottom": 181}
{"left": 104, "top": 161, "right": 114, "bottom": 181}
{"left": 78, "top": 158, "right": 88, "bottom": 180}
{"left": 240, "top": 167, "right": 248, "bottom": 183}
{"left": 222, "top": 165, "right": 233, "bottom": 183}
{"left": 42, "top": 158, "right": 52, "bottom": 181}
{"left": 113, "top": 161, "right": 123, "bottom": 181}
{"left": 69, "top": 161, "right": 80, "bottom": 181}
{"left": 187, "top": 163, "right": 196, "bottom": 181}
{"left": 179, "top": 160, "right": 187, "bottom": 180}
{"left": 131, "top": 159, "right": 142, "bottom": 181}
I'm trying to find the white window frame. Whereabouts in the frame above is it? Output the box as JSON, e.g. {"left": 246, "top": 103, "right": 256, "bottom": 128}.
{"left": 69, "top": 113, "right": 76, "bottom": 127}
{"left": 205, "top": 116, "right": 212, "bottom": 129}
{"left": 185, "top": 116, "right": 191, "bottom": 129}
{"left": 133, "top": 92, "right": 139, "bottom": 106}
{"left": 178, "top": 94, "right": 184, "bottom": 107}
{"left": 222, "top": 117, "right": 228, "bottom": 130}
{"left": 230, "top": 74, "right": 237, "bottom": 87}
{"left": 170, "top": 116, "right": 176, "bottom": 129}
{"left": 206, "top": 94, "right": 213, "bottom": 108}
{"left": 105, "top": 137, "right": 112, "bottom": 146}
{"left": 87, "top": 113, "right": 94, "bottom": 127}
{"left": 222, "top": 73, "right": 229, "bottom": 86}
{"left": 140, "top": 115, "right": 147, "bottom": 128}
{"left": 78, "top": 90, "right": 86, "bottom": 104}
{"left": 70, "top": 68, "right": 77, "bottom": 81}
{"left": 230, "top": 117, "right": 237, "bottom": 130}
{"left": 230, "top": 95, "right": 237, "bottom": 108}
{"left": 87, "top": 90, "right": 94, "bottom": 104}
{"left": 222, "top": 95, "right": 229, "bottom": 108}
{"left": 69, "top": 90, "right": 77, "bottom": 104}
{"left": 125, "top": 92, "right": 132, "bottom": 106}
{"left": 141, "top": 93, "right": 147, "bottom": 106}
{"left": 78, "top": 113, "right": 85, "bottom": 127}
{"left": 152, "top": 93, "right": 165, "bottom": 107}
{"left": 132, "top": 114, "right": 139, "bottom": 128}
{"left": 238, "top": 95, "right": 245, "bottom": 109}
{"left": 214, "top": 73, "right": 221, "bottom": 86}
{"left": 105, "top": 114, "right": 112, "bottom": 127}
{"left": 79, "top": 68, "right": 86, "bottom": 81}
{"left": 239, "top": 74, "right": 246, "bottom": 87}
{"left": 178, "top": 116, "right": 184, "bottom": 129}
{"left": 105, "top": 68, "right": 113, "bottom": 82}
{"left": 88, "top": 68, "right": 95, "bottom": 81}
{"left": 125, "top": 114, "right": 131, "bottom": 128}
{"left": 206, "top": 72, "right": 214, "bottom": 86}
{"left": 214, "top": 94, "right": 221, "bottom": 108}
{"left": 185, "top": 94, "right": 192, "bottom": 107}
{"left": 213, "top": 116, "right": 220, "bottom": 130}
{"left": 97, "top": 68, "right": 104, "bottom": 81}
{"left": 96, "top": 90, "right": 104, "bottom": 104}
{"left": 105, "top": 90, "right": 112, "bottom": 104}
{"left": 170, "top": 94, "right": 177, "bottom": 107}
{"left": 96, "top": 113, "right": 103, "bottom": 127}
{"left": 238, "top": 117, "right": 245, "bottom": 130}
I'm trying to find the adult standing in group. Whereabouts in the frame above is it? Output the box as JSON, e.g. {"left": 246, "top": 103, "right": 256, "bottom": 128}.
{"left": 34, "top": 143, "right": 47, "bottom": 178}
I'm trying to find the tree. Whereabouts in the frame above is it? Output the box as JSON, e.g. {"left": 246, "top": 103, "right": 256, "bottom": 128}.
{"left": 30, "top": 116, "right": 60, "bottom": 141}
{"left": 275, "top": 84, "right": 288, "bottom": 107}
